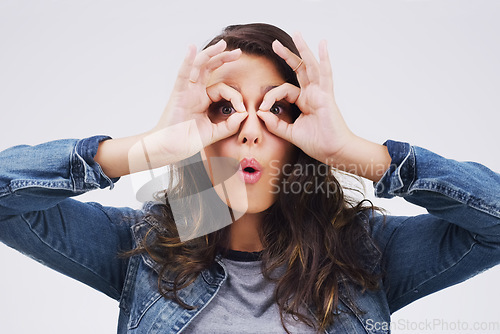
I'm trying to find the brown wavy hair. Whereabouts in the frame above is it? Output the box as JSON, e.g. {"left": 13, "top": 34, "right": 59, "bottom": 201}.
{"left": 128, "top": 23, "right": 383, "bottom": 333}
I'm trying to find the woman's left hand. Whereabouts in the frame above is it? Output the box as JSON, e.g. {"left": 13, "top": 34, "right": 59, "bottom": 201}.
{"left": 257, "top": 34, "right": 355, "bottom": 167}
{"left": 257, "top": 33, "right": 391, "bottom": 181}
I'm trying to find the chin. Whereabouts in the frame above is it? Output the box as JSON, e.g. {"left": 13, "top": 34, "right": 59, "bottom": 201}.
{"left": 212, "top": 182, "right": 276, "bottom": 216}
{"left": 233, "top": 201, "right": 274, "bottom": 215}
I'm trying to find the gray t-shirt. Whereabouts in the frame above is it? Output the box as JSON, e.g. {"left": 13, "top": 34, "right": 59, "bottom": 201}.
{"left": 182, "top": 250, "right": 317, "bottom": 334}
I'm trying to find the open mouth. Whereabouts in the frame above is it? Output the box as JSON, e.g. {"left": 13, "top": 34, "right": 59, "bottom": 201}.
{"left": 239, "top": 158, "right": 262, "bottom": 184}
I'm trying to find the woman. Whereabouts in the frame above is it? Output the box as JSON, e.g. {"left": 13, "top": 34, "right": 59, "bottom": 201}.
{"left": 1, "top": 23, "right": 499, "bottom": 334}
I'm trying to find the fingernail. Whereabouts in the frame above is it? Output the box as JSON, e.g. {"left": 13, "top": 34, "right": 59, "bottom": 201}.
{"left": 229, "top": 49, "right": 242, "bottom": 57}
{"left": 272, "top": 39, "right": 283, "bottom": 50}
{"left": 240, "top": 102, "right": 246, "bottom": 112}
{"left": 236, "top": 111, "right": 248, "bottom": 120}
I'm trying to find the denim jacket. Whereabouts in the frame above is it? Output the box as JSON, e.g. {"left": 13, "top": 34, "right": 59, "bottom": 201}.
{"left": 0, "top": 136, "right": 499, "bottom": 334}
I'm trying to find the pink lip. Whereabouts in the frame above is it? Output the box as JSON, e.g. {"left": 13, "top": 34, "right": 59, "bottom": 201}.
{"left": 239, "top": 158, "right": 263, "bottom": 184}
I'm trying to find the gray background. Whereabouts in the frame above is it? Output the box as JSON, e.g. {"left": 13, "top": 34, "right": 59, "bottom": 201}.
{"left": 0, "top": 0, "right": 499, "bottom": 333}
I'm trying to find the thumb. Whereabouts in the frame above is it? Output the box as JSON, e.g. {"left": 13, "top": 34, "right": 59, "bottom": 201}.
{"left": 256, "top": 111, "right": 293, "bottom": 143}
{"left": 210, "top": 112, "right": 248, "bottom": 144}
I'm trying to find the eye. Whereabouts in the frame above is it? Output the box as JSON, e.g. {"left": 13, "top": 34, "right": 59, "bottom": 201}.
{"left": 270, "top": 104, "right": 282, "bottom": 115}
{"left": 269, "top": 102, "right": 291, "bottom": 116}
{"left": 220, "top": 104, "right": 235, "bottom": 115}
{"left": 266, "top": 101, "right": 296, "bottom": 124}
{"left": 207, "top": 100, "right": 239, "bottom": 124}
{"left": 209, "top": 100, "right": 236, "bottom": 118}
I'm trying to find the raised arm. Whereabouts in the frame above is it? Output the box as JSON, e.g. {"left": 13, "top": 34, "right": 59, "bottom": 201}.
{"left": 0, "top": 40, "right": 250, "bottom": 299}
{"left": 94, "top": 41, "right": 249, "bottom": 179}
{"left": 371, "top": 140, "right": 500, "bottom": 312}
{"left": 0, "top": 136, "right": 139, "bottom": 299}
{"left": 257, "top": 33, "right": 392, "bottom": 182}
{"left": 257, "top": 33, "right": 500, "bottom": 315}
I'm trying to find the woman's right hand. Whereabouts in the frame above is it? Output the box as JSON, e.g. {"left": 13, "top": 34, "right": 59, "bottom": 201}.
{"left": 96, "top": 40, "right": 248, "bottom": 178}
{"left": 154, "top": 40, "right": 248, "bottom": 154}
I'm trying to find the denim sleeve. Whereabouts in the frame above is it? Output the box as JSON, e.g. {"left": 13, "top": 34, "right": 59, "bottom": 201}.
{"left": 0, "top": 136, "right": 142, "bottom": 300}
{"left": 371, "top": 140, "right": 500, "bottom": 313}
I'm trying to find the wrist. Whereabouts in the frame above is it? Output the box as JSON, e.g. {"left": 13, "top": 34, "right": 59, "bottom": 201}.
{"left": 95, "top": 132, "right": 151, "bottom": 178}
{"left": 327, "top": 135, "right": 391, "bottom": 182}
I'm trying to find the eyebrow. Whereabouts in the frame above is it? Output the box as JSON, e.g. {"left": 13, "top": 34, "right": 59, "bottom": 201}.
{"left": 228, "top": 85, "right": 279, "bottom": 94}
{"left": 263, "top": 85, "right": 279, "bottom": 94}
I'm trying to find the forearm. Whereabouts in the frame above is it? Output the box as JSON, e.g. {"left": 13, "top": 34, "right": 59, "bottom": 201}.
{"left": 328, "top": 135, "right": 392, "bottom": 183}
{"left": 95, "top": 133, "right": 148, "bottom": 179}
{"left": 96, "top": 119, "right": 205, "bottom": 179}
{"left": 373, "top": 141, "right": 500, "bottom": 312}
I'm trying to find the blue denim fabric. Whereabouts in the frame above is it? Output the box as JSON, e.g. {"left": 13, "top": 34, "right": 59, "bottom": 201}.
{"left": 0, "top": 136, "right": 499, "bottom": 334}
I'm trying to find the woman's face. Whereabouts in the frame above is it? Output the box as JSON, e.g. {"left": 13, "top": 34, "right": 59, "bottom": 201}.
{"left": 202, "top": 53, "right": 297, "bottom": 215}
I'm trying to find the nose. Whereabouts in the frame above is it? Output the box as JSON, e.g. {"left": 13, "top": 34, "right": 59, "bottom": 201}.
{"left": 237, "top": 108, "right": 263, "bottom": 145}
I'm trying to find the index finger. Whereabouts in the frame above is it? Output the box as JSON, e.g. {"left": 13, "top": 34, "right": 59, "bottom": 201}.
{"left": 173, "top": 44, "right": 197, "bottom": 92}
{"left": 292, "top": 32, "right": 320, "bottom": 84}
{"left": 189, "top": 39, "right": 227, "bottom": 82}
{"left": 272, "top": 39, "right": 309, "bottom": 87}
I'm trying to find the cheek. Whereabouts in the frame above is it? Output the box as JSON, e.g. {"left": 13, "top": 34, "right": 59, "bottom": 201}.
{"left": 201, "top": 143, "right": 249, "bottom": 215}
{"left": 265, "top": 142, "right": 297, "bottom": 192}
{"left": 203, "top": 137, "right": 234, "bottom": 158}
{"left": 201, "top": 141, "right": 228, "bottom": 173}
{"left": 274, "top": 140, "right": 298, "bottom": 167}
{"left": 202, "top": 143, "right": 219, "bottom": 160}
{"left": 201, "top": 140, "right": 240, "bottom": 188}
